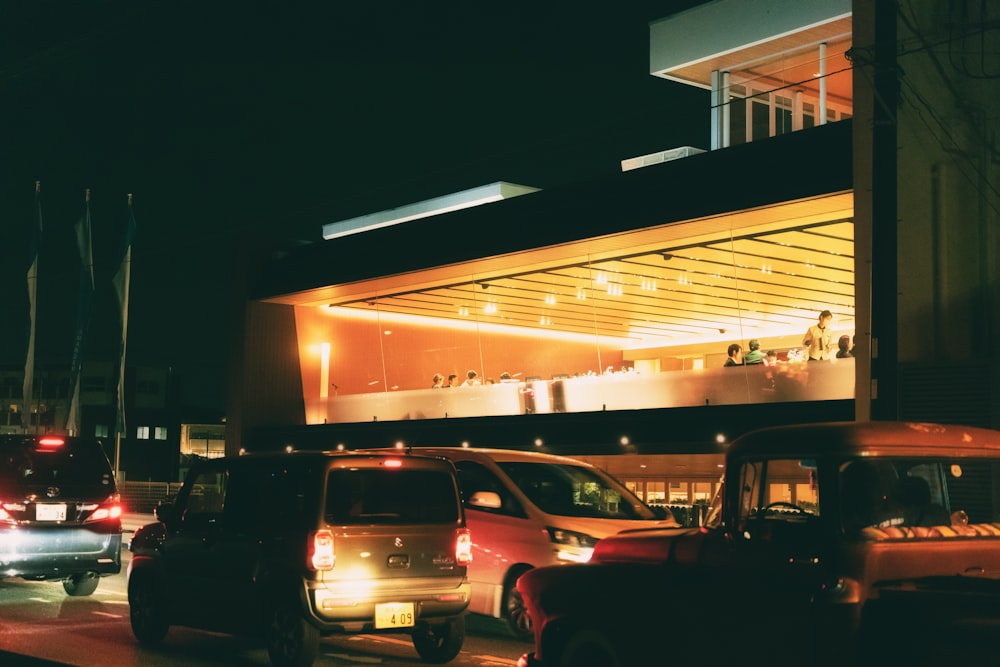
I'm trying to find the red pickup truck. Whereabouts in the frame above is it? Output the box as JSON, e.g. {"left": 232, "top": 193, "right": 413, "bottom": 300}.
{"left": 516, "top": 421, "right": 1000, "bottom": 667}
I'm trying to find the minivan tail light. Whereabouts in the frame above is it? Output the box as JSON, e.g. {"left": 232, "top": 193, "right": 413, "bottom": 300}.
{"left": 88, "top": 504, "right": 123, "bottom": 522}
{"left": 310, "top": 529, "right": 335, "bottom": 571}
{"left": 84, "top": 495, "right": 123, "bottom": 523}
{"left": 455, "top": 528, "right": 472, "bottom": 566}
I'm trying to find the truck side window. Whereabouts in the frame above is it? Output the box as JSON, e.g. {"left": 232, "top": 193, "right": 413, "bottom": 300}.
{"left": 738, "top": 459, "right": 821, "bottom": 532}
{"left": 737, "top": 461, "right": 763, "bottom": 529}
{"left": 180, "top": 469, "right": 227, "bottom": 530}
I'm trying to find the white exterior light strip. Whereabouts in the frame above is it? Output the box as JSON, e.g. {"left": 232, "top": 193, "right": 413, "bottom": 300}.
{"left": 322, "top": 182, "right": 540, "bottom": 241}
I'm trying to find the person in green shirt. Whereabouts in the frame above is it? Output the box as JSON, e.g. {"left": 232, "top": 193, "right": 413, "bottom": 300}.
{"left": 744, "top": 339, "right": 766, "bottom": 364}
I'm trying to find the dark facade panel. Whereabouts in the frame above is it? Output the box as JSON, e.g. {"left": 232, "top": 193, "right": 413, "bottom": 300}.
{"left": 246, "top": 399, "right": 854, "bottom": 457}
{"left": 253, "top": 121, "right": 853, "bottom": 300}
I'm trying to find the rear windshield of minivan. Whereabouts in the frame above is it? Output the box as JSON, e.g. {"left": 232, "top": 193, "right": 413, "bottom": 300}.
{"left": 0, "top": 438, "right": 114, "bottom": 487}
{"left": 325, "top": 468, "right": 460, "bottom": 525}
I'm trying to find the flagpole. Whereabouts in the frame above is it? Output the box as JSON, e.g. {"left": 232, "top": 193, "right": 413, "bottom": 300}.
{"left": 22, "top": 181, "right": 42, "bottom": 434}
{"left": 113, "top": 193, "right": 135, "bottom": 478}
{"left": 67, "top": 188, "right": 94, "bottom": 436}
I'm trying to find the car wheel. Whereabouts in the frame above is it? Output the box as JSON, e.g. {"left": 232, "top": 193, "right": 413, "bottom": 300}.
{"left": 412, "top": 614, "right": 465, "bottom": 664}
{"left": 128, "top": 573, "right": 169, "bottom": 644}
{"left": 63, "top": 572, "right": 100, "bottom": 596}
{"left": 266, "top": 602, "right": 320, "bottom": 667}
{"left": 558, "top": 629, "right": 621, "bottom": 667}
{"left": 503, "top": 566, "right": 534, "bottom": 641}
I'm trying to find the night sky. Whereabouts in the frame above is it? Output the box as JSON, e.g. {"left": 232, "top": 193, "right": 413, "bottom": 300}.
{"left": 0, "top": 1, "right": 709, "bottom": 412}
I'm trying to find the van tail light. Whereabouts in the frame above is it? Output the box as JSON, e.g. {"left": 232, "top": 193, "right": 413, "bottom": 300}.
{"left": 310, "top": 529, "right": 335, "bottom": 571}
{"left": 455, "top": 528, "right": 472, "bottom": 566}
{"left": 86, "top": 504, "right": 123, "bottom": 522}
{"left": 84, "top": 495, "right": 123, "bottom": 523}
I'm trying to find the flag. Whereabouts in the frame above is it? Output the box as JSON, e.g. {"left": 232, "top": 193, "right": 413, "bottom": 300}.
{"left": 66, "top": 189, "right": 95, "bottom": 436}
{"left": 113, "top": 195, "right": 136, "bottom": 440}
{"left": 22, "top": 181, "right": 43, "bottom": 431}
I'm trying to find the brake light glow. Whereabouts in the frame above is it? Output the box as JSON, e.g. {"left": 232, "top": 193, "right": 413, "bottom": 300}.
{"left": 310, "top": 529, "right": 335, "bottom": 570}
{"left": 89, "top": 504, "right": 123, "bottom": 521}
{"left": 383, "top": 458, "right": 403, "bottom": 468}
{"left": 455, "top": 528, "right": 472, "bottom": 565}
{"left": 36, "top": 436, "right": 66, "bottom": 452}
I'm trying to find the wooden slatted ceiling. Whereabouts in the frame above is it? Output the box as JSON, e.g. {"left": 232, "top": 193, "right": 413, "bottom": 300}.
{"left": 330, "top": 215, "right": 855, "bottom": 345}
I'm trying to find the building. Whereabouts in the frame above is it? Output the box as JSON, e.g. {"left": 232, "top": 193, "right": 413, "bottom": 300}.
{"left": 228, "top": 0, "right": 998, "bottom": 481}
{"left": 0, "top": 361, "right": 217, "bottom": 483}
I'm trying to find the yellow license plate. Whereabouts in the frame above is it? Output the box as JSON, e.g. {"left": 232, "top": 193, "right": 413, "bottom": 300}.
{"left": 374, "top": 602, "right": 414, "bottom": 629}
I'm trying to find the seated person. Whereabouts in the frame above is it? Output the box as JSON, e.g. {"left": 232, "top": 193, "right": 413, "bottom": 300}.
{"left": 895, "top": 475, "right": 950, "bottom": 527}
{"left": 836, "top": 335, "right": 853, "bottom": 358}
{"left": 744, "top": 339, "right": 766, "bottom": 364}
{"left": 840, "top": 460, "right": 904, "bottom": 532}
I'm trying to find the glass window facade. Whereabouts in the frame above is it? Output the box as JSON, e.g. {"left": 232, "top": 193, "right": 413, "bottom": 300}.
{"left": 294, "top": 196, "right": 855, "bottom": 426}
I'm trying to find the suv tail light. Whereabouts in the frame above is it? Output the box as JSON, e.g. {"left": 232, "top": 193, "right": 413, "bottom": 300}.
{"left": 455, "top": 528, "right": 472, "bottom": 566}
{"left": 310, "top": 529, "right": 335, "bottom": 570}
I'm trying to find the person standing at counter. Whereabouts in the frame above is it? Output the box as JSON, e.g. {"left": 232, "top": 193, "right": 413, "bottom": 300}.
{"left": 803, "top": 309, "right": 834, "bottom": 361}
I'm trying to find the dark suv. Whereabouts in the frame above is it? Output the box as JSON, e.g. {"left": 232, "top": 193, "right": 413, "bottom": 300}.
{"left": 127, "top": 450, "right": 472, "bottom": 666}
{"left": 0, "top": 434, "right": 123, "bottom": 596}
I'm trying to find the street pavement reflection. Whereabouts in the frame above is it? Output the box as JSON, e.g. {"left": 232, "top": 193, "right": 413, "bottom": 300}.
{"left": 0, "top": 515, "right": 525, "bottom": 666}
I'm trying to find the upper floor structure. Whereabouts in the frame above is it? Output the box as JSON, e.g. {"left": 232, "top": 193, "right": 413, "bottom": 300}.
{"left": 229, "top": 0, "right": 999, "bottom": 456}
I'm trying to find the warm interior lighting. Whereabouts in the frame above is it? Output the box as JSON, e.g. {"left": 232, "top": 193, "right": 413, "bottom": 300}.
{"left": 320, "top": 342, "right": 331, "bottom": 399}
{"left": 321, "top": 305, "right": 634, "bottom": 345}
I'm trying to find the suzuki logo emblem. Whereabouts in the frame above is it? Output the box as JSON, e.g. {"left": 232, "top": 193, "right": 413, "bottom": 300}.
{"left": 394, "top": 537, "right": 403, "bottom": 548}
{"left": 46, "top": 487, "right": 60, "bottom": 498}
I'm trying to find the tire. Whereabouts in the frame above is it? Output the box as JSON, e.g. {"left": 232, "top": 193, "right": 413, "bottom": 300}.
{"left": 128, "top": 573, "right": 169, "bottom": 644}
{"left": 265, "top": 602, "right": 320, "bottom": 667}
{"left": 412, "top": 614, "right": 465, "bottom": 664}
{"left": 503, "top": 567, "right": 534, "bottom": 641}
{"left": 558, "top": 629, "right": 621, "bottom": 667}
{"left": 63, "top": 572, "right": 100, "bottom": 597}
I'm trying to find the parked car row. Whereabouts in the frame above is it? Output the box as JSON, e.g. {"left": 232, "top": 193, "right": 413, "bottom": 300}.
{"left": 10, "top": 422, "right": 1000, "bottom": 666}
{"left": 125, "top": 444, "right": 673, "bottom": 666}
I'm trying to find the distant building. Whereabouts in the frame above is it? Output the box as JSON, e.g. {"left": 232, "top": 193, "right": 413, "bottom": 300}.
{"left": 0, "top": 362, "right": 221, "bottom": 482}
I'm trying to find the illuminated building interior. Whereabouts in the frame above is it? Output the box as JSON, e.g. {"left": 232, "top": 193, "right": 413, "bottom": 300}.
{"left": 258, "top": 2, "right": 858, "bottom": 427}
{"left": 280, "top": 190, "right": 855, "bottom": 425}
